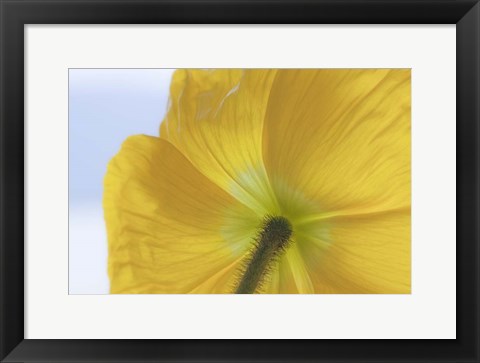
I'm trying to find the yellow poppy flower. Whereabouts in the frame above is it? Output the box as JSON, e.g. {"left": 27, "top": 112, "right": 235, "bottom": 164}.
{"left": 104, "top": 69, "right": 411, "bottom": 294}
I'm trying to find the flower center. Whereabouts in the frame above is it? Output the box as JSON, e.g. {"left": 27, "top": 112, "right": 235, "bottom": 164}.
{"left": 235, "top": 216, "right": 292, "bottom": 294}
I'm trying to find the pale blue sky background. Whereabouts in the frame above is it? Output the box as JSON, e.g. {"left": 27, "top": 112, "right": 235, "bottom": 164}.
{"left": 69, "top": 69, "right": 175, "bottom": 294}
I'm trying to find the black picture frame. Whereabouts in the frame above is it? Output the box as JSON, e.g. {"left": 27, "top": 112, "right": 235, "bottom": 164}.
{"left": 1, "top": 0, "right": 479, "bottom": 362}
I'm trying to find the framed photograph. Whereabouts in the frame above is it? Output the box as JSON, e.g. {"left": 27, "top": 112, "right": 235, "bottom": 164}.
{"left": 1, "top": 0, "right": 478, "bottom": 362}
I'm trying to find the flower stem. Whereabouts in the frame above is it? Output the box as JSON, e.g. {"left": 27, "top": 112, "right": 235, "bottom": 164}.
{"left": 235, "top": 216, "right": 292, "bottom": 294}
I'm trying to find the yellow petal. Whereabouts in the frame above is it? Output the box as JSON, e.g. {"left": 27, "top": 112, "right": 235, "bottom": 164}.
{"left": 259, "top": 243, "right": 315, "bottom": 294}
{"left": 103, "top": 135, "right": 258, "bottom": 293}
{"left": 160, "top": 69, "right": 279, "bottom": 216}
{"left": 296, "top": 210, "right": 411, "bottom": 293}
{"left": 262, "top": 69, "right": 411, "bottom": 220}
